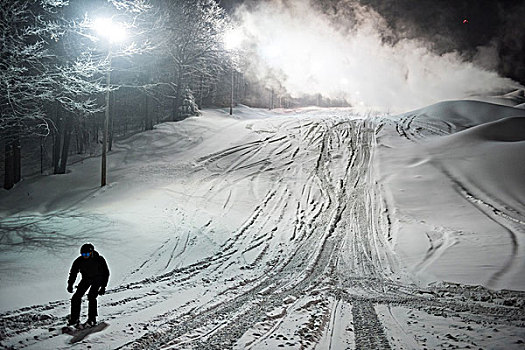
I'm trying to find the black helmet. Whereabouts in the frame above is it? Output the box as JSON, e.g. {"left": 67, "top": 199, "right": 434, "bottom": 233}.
{"left": 80, "top": 243, "right": 94, "bottom": 254}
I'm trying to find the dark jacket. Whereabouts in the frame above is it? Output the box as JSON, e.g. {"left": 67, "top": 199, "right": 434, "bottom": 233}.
{"left": 68, "top": 251, "right": 110, "bottom": 288}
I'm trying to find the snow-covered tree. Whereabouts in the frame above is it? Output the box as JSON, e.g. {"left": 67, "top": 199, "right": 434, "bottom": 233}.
{"left": 0, "top": 1, "right": 61, "bottom": 188}
{"left": 149, "top": 0, "right": 228, "bottom": 119}
{"left": 1, "top": 0, "right": 232, "bottom": 189}
{"left": 178, "top": 89, "right": 200, "bottom": 118}
{"left": 1, "top": 0, "right": 151, "bottom": 187}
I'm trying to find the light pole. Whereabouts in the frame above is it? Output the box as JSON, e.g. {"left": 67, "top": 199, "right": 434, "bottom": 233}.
{"left": 102, "top": 53, "right": 111, "bottom": 187}
{"left": 224, "top": 28, "right": 243, "bottom": 116}
{"left": 92, "top": 17, "right": 127, "bottom": 187}
{"left": 230, "top": 67, "right": 234, "bottom": 115}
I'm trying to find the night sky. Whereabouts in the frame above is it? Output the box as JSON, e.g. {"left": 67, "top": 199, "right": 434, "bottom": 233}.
{"left": 220, "top": 0, "right": 525, "bottom": 85}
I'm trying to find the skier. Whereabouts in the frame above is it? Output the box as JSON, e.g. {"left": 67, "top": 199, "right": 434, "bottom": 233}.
{"left": 67, "top": 243, "right": 110, "bottom": 328}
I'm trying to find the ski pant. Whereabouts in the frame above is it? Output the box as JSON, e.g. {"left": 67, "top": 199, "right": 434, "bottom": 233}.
{"left": 70, "top": 278, "right": 103, "bottom": 322}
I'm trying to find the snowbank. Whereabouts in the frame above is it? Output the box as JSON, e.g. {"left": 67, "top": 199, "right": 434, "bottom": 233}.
{"left": 377, "top": 100, "right": 525, "bottom": 290}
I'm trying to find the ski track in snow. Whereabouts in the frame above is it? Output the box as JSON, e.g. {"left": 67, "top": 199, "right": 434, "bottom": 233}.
{"left": 394, "top": 111, "right": 525, "bottom": 289}
{"left": 1, "top": 110, "right": 524, "bottom": 349}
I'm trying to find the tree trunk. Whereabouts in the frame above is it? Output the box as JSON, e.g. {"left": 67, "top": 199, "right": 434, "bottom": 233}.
{"left": 13, "top": 137, "right": 21, "bottom": 183}
{"left": 52, "top": 128, "right": 61, "bottom": 174}
{"left": 40, "top": 136, "right": 45, "bottom": 174}
{"left": 93, "top": 120, "right": 98, "bottom": 142}
{"left": 174, "top": 68, "right": 183, "bottom": 121}
{"left": 83, "top": 121, "right": 90, "bottom": 154}
{"left": 3, "top": 142, "right": 14, "bottom": 190}
{"left": 145, "top": 92, "right": 153, "bottom": 131}
{"left": 75, "top": 122, "right": 83, "bottom": 154}
{"left": 58, "top": 113, "right": 73, "bottom": 174}
{"left": 109, "top": 90, "right": 114, "bottom": 151}
{"left": 53, "top": 103, "right": 62, "bottom": 174}
{"left": 198, "top": 75, "right": 204, "bottom": 108}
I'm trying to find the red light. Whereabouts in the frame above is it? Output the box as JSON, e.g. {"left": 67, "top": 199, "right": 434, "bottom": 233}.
{"left": 463, "top": 19, "right": 469, "bottom": 24}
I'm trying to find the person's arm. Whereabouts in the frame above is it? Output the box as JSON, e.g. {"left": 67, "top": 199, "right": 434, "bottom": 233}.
{"left": 67, "top": 259, "right": 80, "bottom": 291}
{"left": 100, "top": 256, "right": 110, "bottom": 288}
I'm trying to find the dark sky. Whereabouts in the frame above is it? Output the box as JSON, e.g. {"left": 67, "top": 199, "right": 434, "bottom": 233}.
{"left": 357, "top": 0, "right": 525, "bottom": 84}
{"left": 220, "top": 0, "right": 525, "bottom": 85}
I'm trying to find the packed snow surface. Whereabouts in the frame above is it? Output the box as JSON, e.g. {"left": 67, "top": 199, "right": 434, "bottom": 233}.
{"left": 1, "top": 98, "right": 524, "bottom": 349}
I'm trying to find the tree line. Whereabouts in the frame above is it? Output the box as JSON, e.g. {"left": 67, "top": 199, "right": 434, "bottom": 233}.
{"left": 1, "top": 0, "right": 240, "bottom": 190}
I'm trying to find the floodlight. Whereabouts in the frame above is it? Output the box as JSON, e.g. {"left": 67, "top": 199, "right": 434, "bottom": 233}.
{"left": 93, "top": 17, "right": 127, "bottom": 43}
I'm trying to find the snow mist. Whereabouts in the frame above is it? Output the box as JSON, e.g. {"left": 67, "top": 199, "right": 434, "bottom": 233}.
{"left": 233, "top": 0, "right": 520, "bottom": 111}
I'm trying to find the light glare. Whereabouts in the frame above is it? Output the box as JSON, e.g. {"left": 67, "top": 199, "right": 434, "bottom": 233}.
{"left": 93, "top": 17, "right": 127, "bottom": 43}
{"left": 224, "top": 28, "right": 243, "bottom": 50}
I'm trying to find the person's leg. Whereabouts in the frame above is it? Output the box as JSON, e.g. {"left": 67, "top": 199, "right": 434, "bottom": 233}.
{"left": 70, "top": 280, "right": 90, "bottom": 323}
{"left": 87, "top": 280, "right": 102, "bottom": 322}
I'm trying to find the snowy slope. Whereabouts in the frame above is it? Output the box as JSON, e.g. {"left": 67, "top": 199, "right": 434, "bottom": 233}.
{"left": 1, "top": 102, "right": 524, "bottom": 349}
{"left": 377, "top": 99, "right": 525, "bottom": 290}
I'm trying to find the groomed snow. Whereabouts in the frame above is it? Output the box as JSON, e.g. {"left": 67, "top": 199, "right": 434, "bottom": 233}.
{"left": 378, "top": 99, "right": 525, "bottom": 290}
{"left": 1, "top": 98, "right": 524, "bottom": 349}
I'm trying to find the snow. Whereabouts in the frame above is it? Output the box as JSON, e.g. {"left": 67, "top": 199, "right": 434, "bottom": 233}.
{"left": 1, "top": 97, "right": 524, "bottom": 349}
{"left": 377, "top": 99, "right": 525, "bottom": 290}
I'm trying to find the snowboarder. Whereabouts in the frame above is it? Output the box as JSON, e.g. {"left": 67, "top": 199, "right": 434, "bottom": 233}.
{"left": 67, "top": 243, "right": 110, "bottom": 328}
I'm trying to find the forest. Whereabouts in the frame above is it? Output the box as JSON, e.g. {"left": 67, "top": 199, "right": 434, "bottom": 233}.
{"left": 0, "top": 0, "right": 278, "bottom": 190}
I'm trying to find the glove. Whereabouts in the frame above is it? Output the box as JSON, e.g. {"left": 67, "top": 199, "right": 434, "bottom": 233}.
{"left": 98, "top": 287, "right": 106, "bottom": 295}
{"left": 67, "top": 285, "right": 73, "bottom": 293}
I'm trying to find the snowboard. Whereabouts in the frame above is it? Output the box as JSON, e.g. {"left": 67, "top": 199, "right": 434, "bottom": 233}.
{"left": 62, "top": 322, "right": 108, "bottom": 343}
